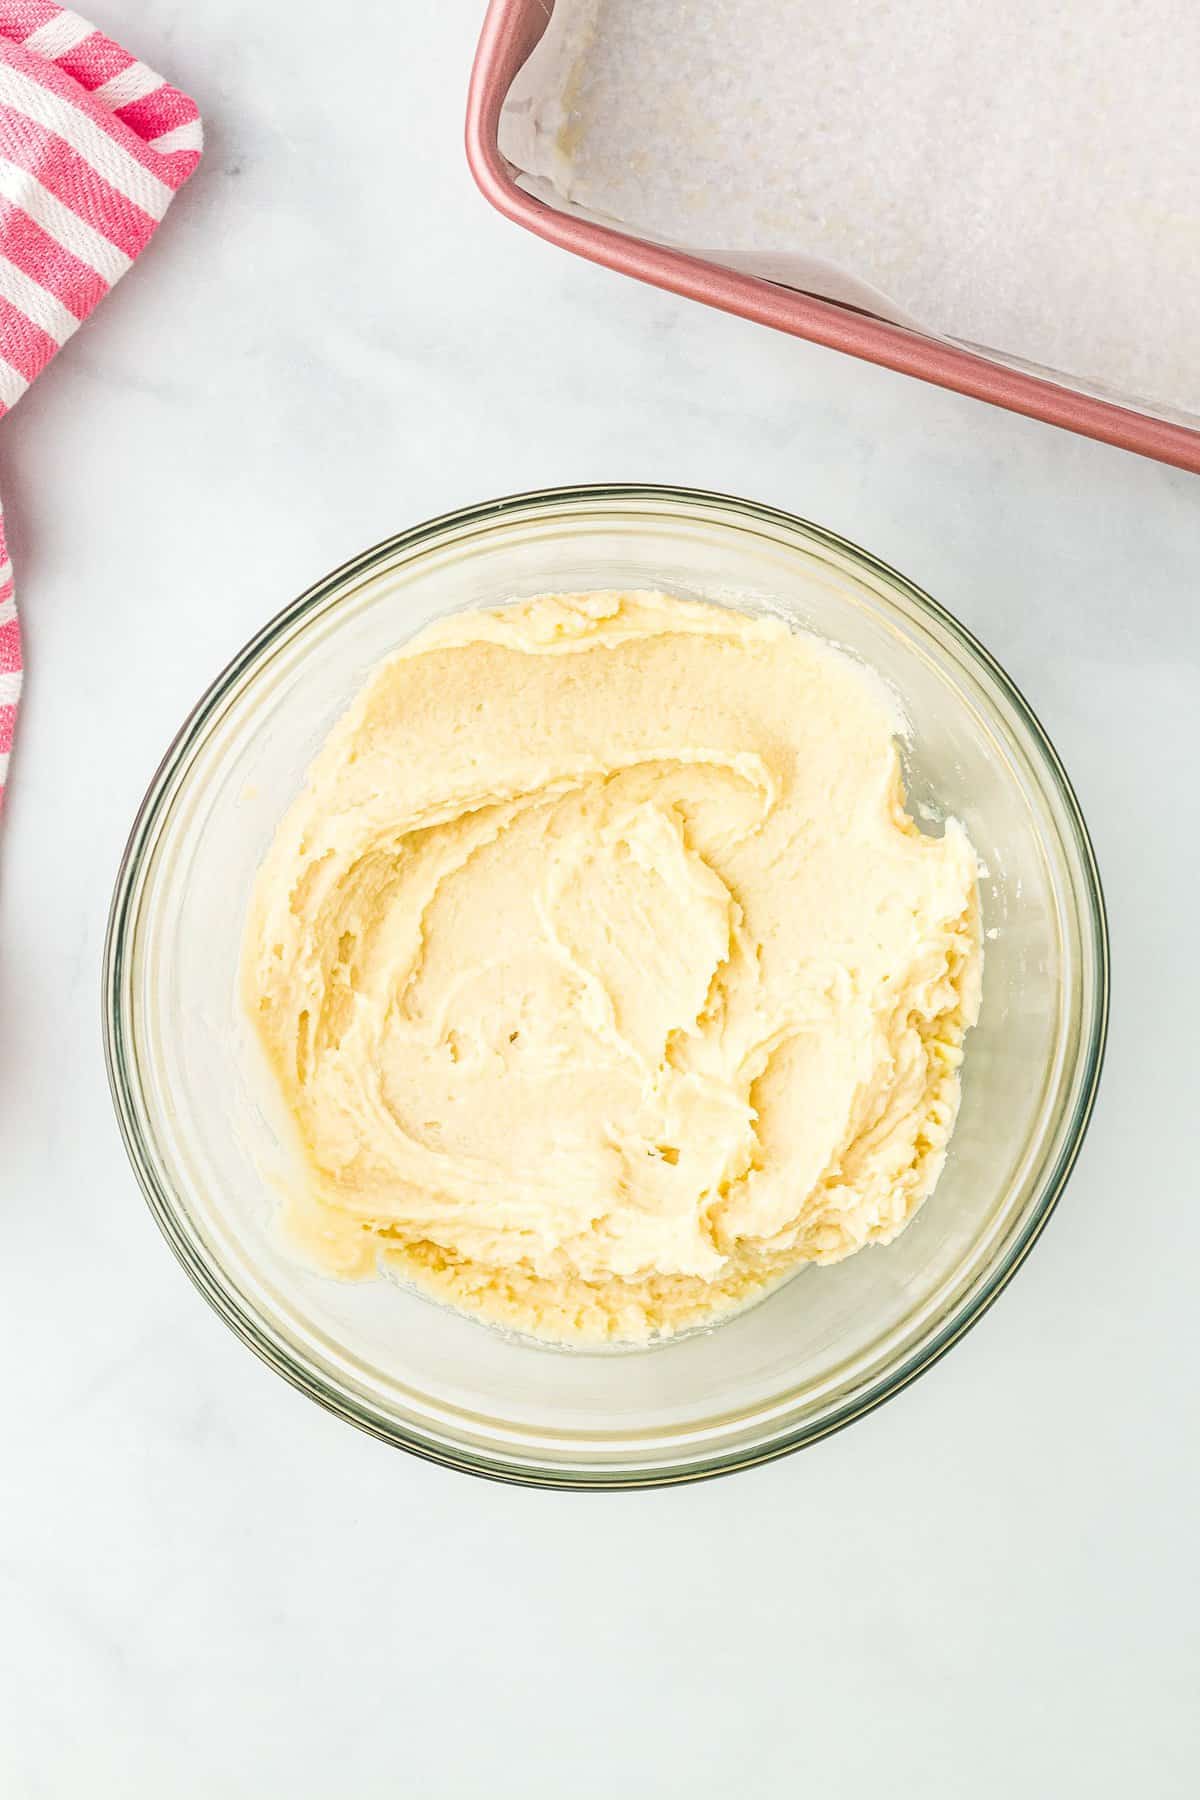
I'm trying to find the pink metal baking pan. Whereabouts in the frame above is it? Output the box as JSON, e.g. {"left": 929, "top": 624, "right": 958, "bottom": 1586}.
{"left": 466, "top": 0, "right": 1200, "bottom": 476}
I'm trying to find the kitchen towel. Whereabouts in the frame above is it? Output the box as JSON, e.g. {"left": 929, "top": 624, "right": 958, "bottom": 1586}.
{"left": 0, "top": 2, "right": 201, "bottom": 812}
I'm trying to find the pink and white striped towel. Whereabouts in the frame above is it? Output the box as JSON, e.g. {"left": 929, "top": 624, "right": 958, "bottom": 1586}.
{"left": 0, "top": 2, "right": 201, "bottom": 810}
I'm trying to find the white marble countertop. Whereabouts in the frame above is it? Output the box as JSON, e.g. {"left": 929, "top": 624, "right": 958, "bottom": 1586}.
{"left": 2, "top": 4, "right": 1198, "bottom": 1795}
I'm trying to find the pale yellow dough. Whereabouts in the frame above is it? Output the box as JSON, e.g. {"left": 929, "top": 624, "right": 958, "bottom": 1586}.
{"left": 244, "top": 591, "right": 981, "bottom": 1344}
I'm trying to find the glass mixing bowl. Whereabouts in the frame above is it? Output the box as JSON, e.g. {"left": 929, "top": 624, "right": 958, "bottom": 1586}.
{"left": 104, "top": 485, "right": 1108, "bottom": 1488}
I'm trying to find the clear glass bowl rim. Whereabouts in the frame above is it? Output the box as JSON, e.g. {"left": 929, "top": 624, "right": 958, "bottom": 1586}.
{"left": 103, "top": 483, "right": 1110, "bottom": 1490}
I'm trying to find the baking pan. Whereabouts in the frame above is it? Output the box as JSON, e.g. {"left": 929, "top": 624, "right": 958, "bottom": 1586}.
{"left": 466, "top": 0, "right": 1200, "bottom": 476}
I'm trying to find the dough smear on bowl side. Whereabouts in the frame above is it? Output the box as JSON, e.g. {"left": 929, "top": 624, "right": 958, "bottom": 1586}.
{"left": 243, "top": 591, "right": 982, "bottom": 1345}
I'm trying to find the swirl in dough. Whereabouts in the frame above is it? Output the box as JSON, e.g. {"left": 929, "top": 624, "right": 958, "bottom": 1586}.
{"left": 243, "top": 591, "right": 981, "bottom": 1343}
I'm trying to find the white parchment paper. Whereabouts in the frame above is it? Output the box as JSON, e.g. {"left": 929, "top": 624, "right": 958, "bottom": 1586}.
{"left": 500, "top": 0, "right": 1200, "bottom": 419}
